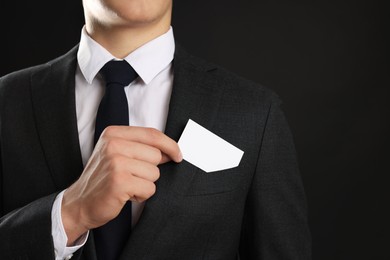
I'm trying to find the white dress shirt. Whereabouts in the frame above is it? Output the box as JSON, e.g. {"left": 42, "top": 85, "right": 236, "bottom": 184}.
{"left": 51, "top": 26, "right": 175, "bottom": 260}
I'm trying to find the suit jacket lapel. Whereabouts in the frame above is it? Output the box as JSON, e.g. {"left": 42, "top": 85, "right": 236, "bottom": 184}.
{"left": 165, "top": 45, "right": 221, "bottom": 140}
{"left": 120, "top": 45, "right": 223, "bottom": 259}
{"left": 30, "top": 46, "right": 84, "bottom": 190}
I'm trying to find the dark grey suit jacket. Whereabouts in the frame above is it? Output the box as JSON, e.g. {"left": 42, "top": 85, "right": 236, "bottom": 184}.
{"left": 0, "top": 45, "right": 311, "bottom": 259}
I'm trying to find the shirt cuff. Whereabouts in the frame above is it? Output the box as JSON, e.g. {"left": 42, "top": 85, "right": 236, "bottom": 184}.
{"left": 51, "top": 190, "right": 89, "bottom": 260}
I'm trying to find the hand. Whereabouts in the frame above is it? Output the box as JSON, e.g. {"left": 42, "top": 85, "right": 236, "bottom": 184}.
{"left": 61, "top": 126, "right": 182, "bottom": 245}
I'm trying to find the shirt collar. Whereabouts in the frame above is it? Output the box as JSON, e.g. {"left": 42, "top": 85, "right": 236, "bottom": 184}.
{"left": 77, "top": 26, "right": 175, "bottom": 85}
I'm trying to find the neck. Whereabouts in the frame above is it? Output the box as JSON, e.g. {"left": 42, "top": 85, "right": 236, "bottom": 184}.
{"left": 85, "top": 19, "right": 171, "bottom": 59}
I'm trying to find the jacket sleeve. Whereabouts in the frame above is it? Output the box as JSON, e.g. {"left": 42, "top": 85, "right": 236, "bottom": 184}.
{"left": 239, "top": 96, "right": 312, "bottom": 259}
{"left": 0, "top": 187, "right": 57, "bottom": 259}
{"left": 0, "top": 76, "right": 57, "bottom": 259}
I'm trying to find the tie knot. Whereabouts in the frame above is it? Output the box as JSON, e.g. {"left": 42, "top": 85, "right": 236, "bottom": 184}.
{"left": 100, "top": 60, "right": 138, "bottom": 86}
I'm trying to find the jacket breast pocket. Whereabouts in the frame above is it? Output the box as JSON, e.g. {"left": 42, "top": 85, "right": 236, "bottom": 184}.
{"left": 180, "top": 163, "right": 247, "bottom": 196}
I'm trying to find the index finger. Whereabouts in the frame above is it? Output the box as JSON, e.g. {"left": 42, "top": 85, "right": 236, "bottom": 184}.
{"left": 102, "top": 126, "right": 183, "bottom": 163}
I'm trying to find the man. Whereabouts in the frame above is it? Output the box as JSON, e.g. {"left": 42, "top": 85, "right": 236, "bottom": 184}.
{"left": 0, "top": 0, "right": 311, "bottom": 259}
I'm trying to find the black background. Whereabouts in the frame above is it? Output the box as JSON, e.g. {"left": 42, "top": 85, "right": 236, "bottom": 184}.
{"left": 1, "top": 1, "right": 389, "bottom": 259}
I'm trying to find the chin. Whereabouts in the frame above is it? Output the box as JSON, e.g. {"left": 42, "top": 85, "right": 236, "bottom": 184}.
{"left": 109, "top": 0, "right": 171, "bottom": 25}
{"left": 84, "top": 0, "right": 171, "bottom": 29}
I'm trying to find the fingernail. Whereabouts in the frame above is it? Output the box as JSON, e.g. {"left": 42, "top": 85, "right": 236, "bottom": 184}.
{"left": 177, "top": 151, "right": 183, "bottom": 162}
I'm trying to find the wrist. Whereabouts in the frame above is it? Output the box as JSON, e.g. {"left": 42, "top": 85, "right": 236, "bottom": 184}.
{"left": 61, "top": 189, "right": 89, "bottom": 246}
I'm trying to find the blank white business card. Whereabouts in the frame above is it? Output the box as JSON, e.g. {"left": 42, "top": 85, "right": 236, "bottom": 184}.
{"left": 178, "top": 119, "right": 244, "bottom": 173}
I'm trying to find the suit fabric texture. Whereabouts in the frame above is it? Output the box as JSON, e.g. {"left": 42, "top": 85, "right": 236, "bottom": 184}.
{"left": 0, "top": 45, "right": 311, "bottom": 259}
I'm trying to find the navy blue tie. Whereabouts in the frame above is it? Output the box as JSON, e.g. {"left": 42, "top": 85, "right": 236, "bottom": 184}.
{"left": 93, "top": 60, "right": 138, "bottom": 260}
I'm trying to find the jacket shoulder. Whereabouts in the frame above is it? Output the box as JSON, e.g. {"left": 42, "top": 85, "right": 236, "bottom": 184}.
{"left": 215, "top": 65, "right": 278, "bottom": 101}
{"left": 0, "top": 63, "right": 48, "bottom": 87}
{"left": 0, "top": 46, "right": 78, "bottom": 97}
{"left": 175, "top": 45, "right": 280, "bottom": 105}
